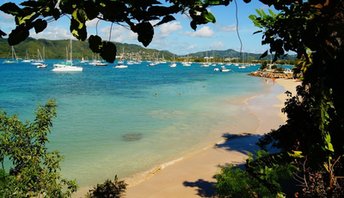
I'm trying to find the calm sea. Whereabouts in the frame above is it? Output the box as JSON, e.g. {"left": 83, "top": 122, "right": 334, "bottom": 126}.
{"left": 0, "top": 59, "right": 271, "bottom": 186}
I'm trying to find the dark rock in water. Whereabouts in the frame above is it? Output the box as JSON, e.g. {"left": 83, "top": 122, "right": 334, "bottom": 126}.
{"left": 122, "top": 133, "right": 143, "bottom": 141}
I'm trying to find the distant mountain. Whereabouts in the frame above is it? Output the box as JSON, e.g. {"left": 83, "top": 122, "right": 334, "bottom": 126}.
{"left": 186, "top": 49, "right": 295, "bottom": 61}
{"left": 187, "top": 49, "right": 246, "bottom": 58}
{"left": 0, "top": 38, "right": 174, "bottom": 60}
{"left": 0, "top": 38, "right": 295, "bottom": 62}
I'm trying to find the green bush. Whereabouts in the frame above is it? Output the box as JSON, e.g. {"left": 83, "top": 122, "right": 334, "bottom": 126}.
{"left": 87, "top": 175, "right": 127, "bottom": 198}
{"left": 215, "top": 165, "right": 276, "bottom": 198}
{"left": 215, "top": 151, "right": 295, "bottom": 198}
{"left": 0, "top": 100, "right": 78, "bottom": 197}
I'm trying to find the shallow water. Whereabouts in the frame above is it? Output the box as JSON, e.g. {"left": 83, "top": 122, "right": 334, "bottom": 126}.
{"left": 0, "top": 60, "right": 272, "bottom": 186}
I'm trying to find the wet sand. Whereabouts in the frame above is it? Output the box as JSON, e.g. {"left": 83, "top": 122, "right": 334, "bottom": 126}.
{"left": 124, "top": 78, "right": 300, "bottom": 198}
{"left": 73, "top": 78, "right": 300, "bottom": 198}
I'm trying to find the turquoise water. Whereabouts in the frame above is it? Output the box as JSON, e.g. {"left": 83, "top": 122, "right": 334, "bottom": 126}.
{"left": 0, "top": 60, "right": 267, "bottom": 186}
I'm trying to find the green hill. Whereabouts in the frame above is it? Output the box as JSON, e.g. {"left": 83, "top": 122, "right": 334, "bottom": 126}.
{"left": 0, "top": 38, "right": 174, "bottom": 61}
{"left": 0, "top": 38, "right": 295, "bottom": 63}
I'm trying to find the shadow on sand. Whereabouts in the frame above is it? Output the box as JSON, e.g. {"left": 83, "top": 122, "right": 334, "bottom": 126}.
{"left": 183, "top": 179, "right": 216, "bottom": 197}
{"left": 183, "top": 133, "right": 263, "bottom": 197}
{"left": 215, "top": 133, "right": 262, "bottom": 155}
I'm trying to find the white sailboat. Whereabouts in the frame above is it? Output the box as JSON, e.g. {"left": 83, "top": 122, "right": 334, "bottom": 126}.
{"left": 80, "top": 56, "right": 89, "bottom": 63}
{"left": 52, "top": 40, "right": 83, "bottom": 72}
{"left": 31, "top": 48, "right": 45, "bottom": 65}
{"left": 114, "top": 50, "right": 128, "bottom": 69}
{"left": 22, "top": 50, "right": 33, "bottom": 63}
{"left": 181, "top": 55, "right": 191, "bottom": 66}
{"left": 89, "top": 54, "right": 108, "bottom": 66}
{"left": 3, "top": 46, "right": 18, "bottom": 64}
{"left": 114, "top": 63, "right": 128, "bottom": 69}
{"left": 169, "top": 55, "right": 177, "bottom": 67}
{"left": 220, "top": 66, "right": 230, "bottom": 72}
{"left": 36, "top": 63, "right": 47, "bottom": 68}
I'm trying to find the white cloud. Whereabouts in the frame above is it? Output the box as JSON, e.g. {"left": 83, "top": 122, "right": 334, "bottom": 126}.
{"left": 0, "top": 12, "right": 16, "bottom": 34}
{"left": 159, "top": 21, "right": 182, "bottom": 37}
{"left": 211, "top": 41, "right": 225, "bottom": 49}
{"left": 86, "top": 19, "right": 99, "bottom": 28}
{"left": 0, "top": 12, "right": 13, "bottom": 21}
{"left": 100, "top": 25, "right": 137, "bottom": 43}
{"left": 220, "top": 25, "right": 237, "bottom": 32}
{"left": 186, "top": 26, "right": 214, "bottom": 37}
{"left": 30, "top": 27, "right": 73, "bottom": 40}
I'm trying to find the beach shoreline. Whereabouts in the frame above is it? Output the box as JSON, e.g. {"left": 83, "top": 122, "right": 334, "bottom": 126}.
{"left": 73, "top": 78, "right": 300, "bottom": 198}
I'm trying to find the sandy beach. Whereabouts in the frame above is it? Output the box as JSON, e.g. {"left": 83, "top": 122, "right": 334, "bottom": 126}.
{"left": 124, "top": 78, "right": 300, "bottom": 198}
{"left": 73, "top": 78, "right": 300, "bottom": 198}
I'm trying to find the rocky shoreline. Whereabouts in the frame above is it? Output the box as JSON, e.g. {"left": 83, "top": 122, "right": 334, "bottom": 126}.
{"left": 249, "top": 70, "right": 295, "bottom": 79}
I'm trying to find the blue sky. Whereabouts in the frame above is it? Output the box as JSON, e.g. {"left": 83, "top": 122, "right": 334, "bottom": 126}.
{"left": 0, "top": 0, "right": 271, "bottom": 55}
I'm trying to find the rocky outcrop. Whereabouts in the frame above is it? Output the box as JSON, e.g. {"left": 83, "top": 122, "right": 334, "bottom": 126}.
{"left": 249, "top": 70, "right": 295, "bottom": 79}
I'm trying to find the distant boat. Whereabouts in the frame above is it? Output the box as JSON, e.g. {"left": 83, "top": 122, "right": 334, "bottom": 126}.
{"left": 80, "top": 57, "right": 89, "bottom": 63}
{"left": 169, "top": 62, "right": 177, "bottom": 68}
{"left": 201, "top": 62, "right": 210, "bottom": 67}
{"left": 170, "top": 55, "right": 177, "bottom": 67}
{"left": 89, "top": 60, "right": 108, "bottom": 66}
{"left": 52, "top": 39, "right": 83, "bottom": 72}
{"left": 22, "top": 50, "right": 33, "bottom": 63}
{"left": 114, "top": 63, "right": 128, "bottom": 69}
{"left": 89, "top": 54, "right": 108, "bottom": 66}
{"left": 148, "top": 62, "right": 158, "bottom": 66}
{"left": 220, "top": 66, "right": 230, "bottom": 72}
{"left": 31, "top": 48, "right": 45, "bottom": 65}
{"left": 114, "top": 50, "right": 128, "bottom": 69}
{"left": 3, "top": 46, "right": 18, "bottom": 64}
{"left": 181, "top": 62, "right": 191, "bottom": 67}
{"left": 36, "top": 63, "right": 47, "bottom": 68}
{"left": 53, "top": 63, "right": 83, "bottom": 71}
{"left": 182, "top": 55, "right": 192, "bottom": 66}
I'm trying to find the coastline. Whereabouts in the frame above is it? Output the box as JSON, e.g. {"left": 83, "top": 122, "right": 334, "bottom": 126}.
{"left": 73, "top": 78, "right": 300, "bottom": 198}
{"left": 125, "top": 78, "right": 300, "bottom": 198}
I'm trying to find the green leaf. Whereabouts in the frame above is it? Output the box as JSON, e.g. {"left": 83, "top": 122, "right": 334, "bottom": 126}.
{"left": 20, "top": 1, "right": 42, "bottom": 8}
{"left": 203, "top": 11, "right": 216, "bottom": 23}
{"left": 8, "top": 25, "right": 29, "bottom": 46}
{"left": 154, "top": 15, "right": 175, "bottom": 26}
{"left": 288, "top": 150, "right": 304, "bottom": 158}
{"left": 84, "top": 1, "right": 99, "bottom": 20}
{"left": 248, "top": 15, "right": 256, "bottom": 21}
{"left": 33, "top": 19, "right": 47, "bottom": 34}
{"left": 190, "top": 20, "right": 197, "bottom": 30}
{"left": 324, "top": 134, "right": 334, "bottom": 152}
{"left": 101, "top": 1, "right": 126, "bottom": 22}
{"left": 148, "top": 6, "right": 175, "bottom": 16}
{"left": 0, "top": 2, "right": 21, "bottom": 15}
{"left": 259, "top": 50, "right": 268, "bottom": 59}
{"left": 135, "top": 22, "right": 154, "bottom": 47}
{"left": 0, "top": 29, "right": 6, "bottom": 38}
{"left": 88, "top": 35, "right": 102, "bottom": 53}
{"left": 51, "top": 8, "right": 61, "bottom": 20}
{"left": 206, "top": 0, "right": 231, "bottom": 6}
{"left": 100, "top": 41, "right": 117, "bottom": 63}
{"left": 268, "top": 9, "right": 276, "bottom": 17}
{"left": 70, "top": 9, "right": 87, "bottom": 41}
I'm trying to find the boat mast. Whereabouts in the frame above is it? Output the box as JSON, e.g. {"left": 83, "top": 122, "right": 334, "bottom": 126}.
{"left": 12, "top": 46, "right": 18, "bottom": 60}
{"left": 70, "top": 39, "right": 73, "bottom": 63}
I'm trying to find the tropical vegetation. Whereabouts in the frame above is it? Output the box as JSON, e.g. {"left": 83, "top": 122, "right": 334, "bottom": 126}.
{"left": 216, "top": 0, "right": 344, "bottom": 197}
{"left": 0, "top": 100, "right": 77, "bottom": 197}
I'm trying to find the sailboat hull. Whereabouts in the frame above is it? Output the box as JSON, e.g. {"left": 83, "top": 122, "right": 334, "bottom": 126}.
{"left": 52, "top": 64, "right": 83, "bottom": 72}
